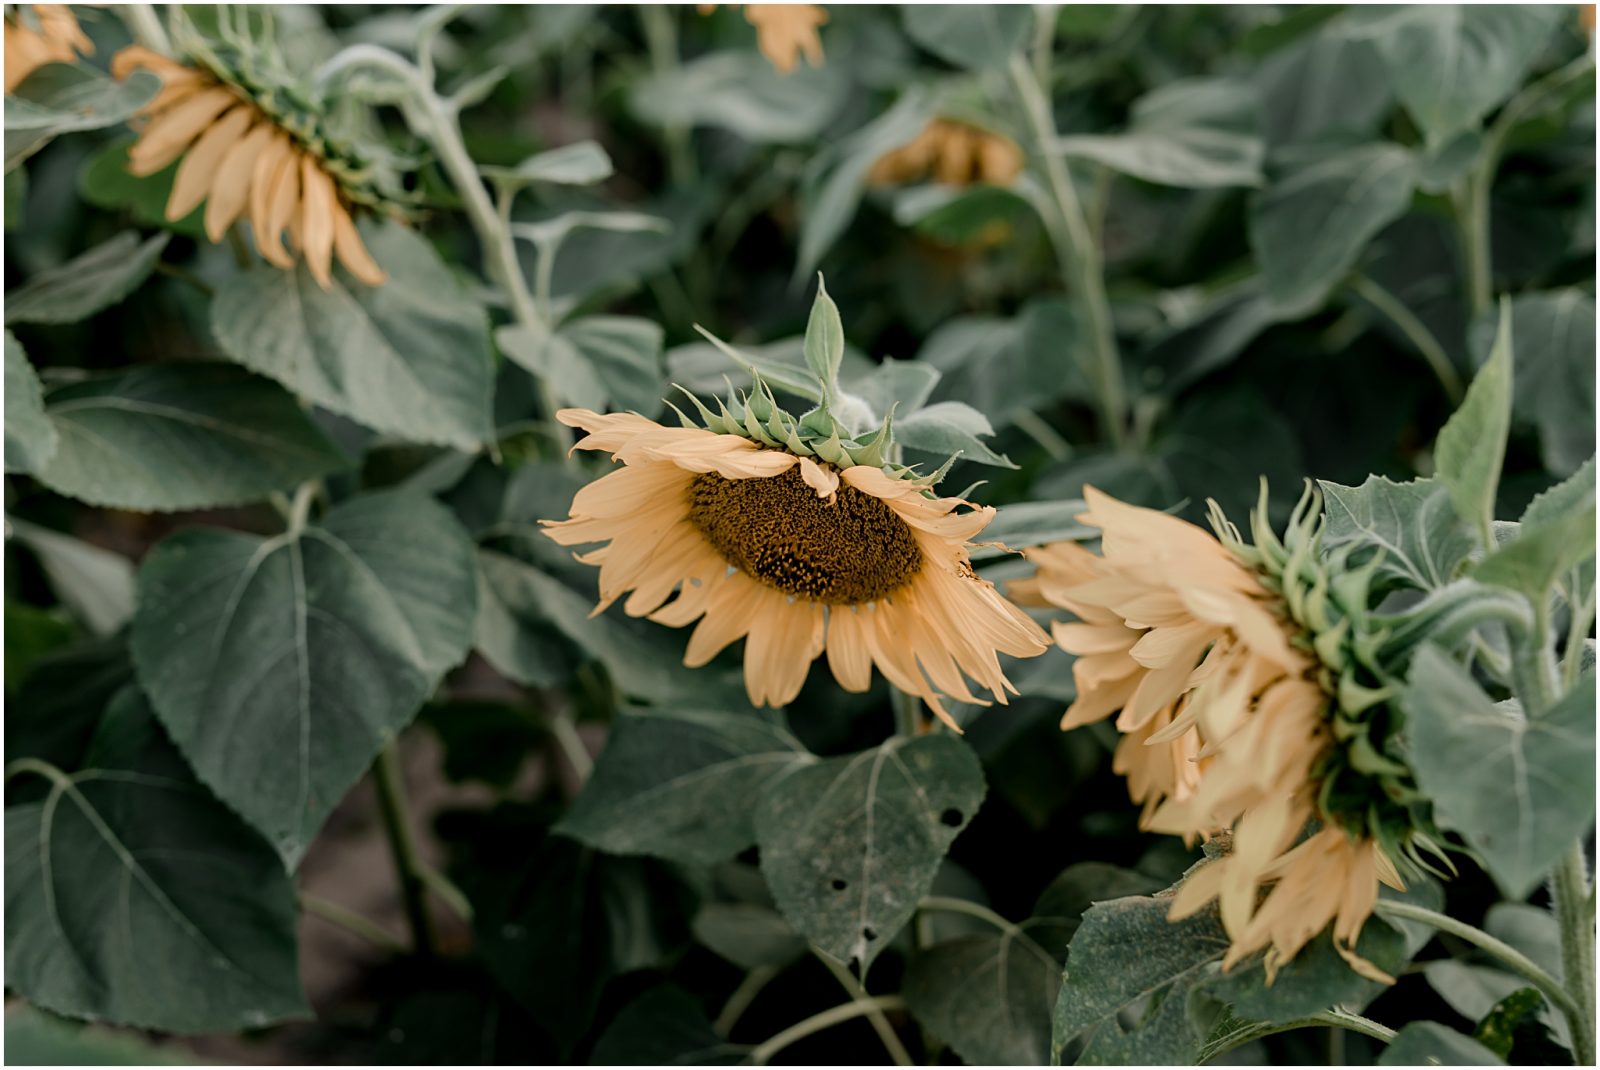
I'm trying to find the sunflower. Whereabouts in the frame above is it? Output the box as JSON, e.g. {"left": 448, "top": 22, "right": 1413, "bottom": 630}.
{"left": 111, "top": 44, "right": 386, "bottom": 288}
{"left": 700, "top": 4, "right": 828, "bottom": 74}
{"left": 867, "top": 118, "right": 1024, "bottom": 189}
{"left": 1012, "top": 486, "right": 1427, "bottom": 982}
{"left": 542, "top": 404, "right": 1049, "bottom": 726}
{"left": 4, "top": 4, "right": 92, "bottom": 92}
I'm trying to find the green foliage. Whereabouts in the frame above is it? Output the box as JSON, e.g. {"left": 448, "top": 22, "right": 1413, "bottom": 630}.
{"left": 1379, "top": 1022, "right": 1504, "bottom": 1066}
{"left": 1437, "top": 299, "right": 1516, "bottom": 544}
{"left": 4, "top": 230, "right": 170, "bottom": 326}
{"left": 5, "top": 330, "right": 55, "bottom": 473}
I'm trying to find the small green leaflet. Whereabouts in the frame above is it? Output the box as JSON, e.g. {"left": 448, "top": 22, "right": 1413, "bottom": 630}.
{"left": 5, "top": 231, "right": 171, "bottom": 326}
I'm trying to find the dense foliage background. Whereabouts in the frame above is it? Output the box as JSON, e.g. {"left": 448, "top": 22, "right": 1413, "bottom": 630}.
{"left": 3, "top": 3, "right": 1595, "bottom": 1065}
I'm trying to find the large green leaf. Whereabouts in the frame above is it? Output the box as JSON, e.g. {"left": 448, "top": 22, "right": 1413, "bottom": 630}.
{"left": 1319, "top": 475, "right": 1477, "bottom": 591}
{"left": 1474, "top": 478, "right": 1596, "bottom": 602}
{"left": 918, "top": 297, "right": 1094, "bottom": 426}
{"left": 1515, "top": 458, "right": 1598, "bottom": 613}
{"left": 1251, "top": 16, "right": 1392, "bottom": 146}
{"left": 34, "top": 363, "right": 348, "bottom": 512}
{"left": 3, "top": 1007, "right": 189, "bottom": 1065}
{"left": 904, "top": 929, "right": 1059, "bottom": 1066}
{"left": 130, "top": 490, "right": 479, "bottom": 864}
{"left": 1249, "top": 143, "right": 1417, "bottom": 316}
{"left": 1379, "top": 1022, "right": 1504, "bottom": 1066}
{"left": 1057, "top": 78, "right": 1264, "bottom": 189}
{"left": 1352, "top": 5, "right": 1562, "bottom": 146}
{"left": 1403, "top": 647, "right": 1596, "bottom": 898}
{"left": 5, "top": 231, "right": 170, "bottom": 326}
{"left": 1468, "top": 291, "right": 1595, "bottom": 478}
{"left": 557, "top": 707, "right": 813, "bottom": 866}
{"left": 629, "top": 51, "right": 847, "bottom": 145}
{"left": 755, "top": 734, "right": 985, "bottom": 974}
{"left": 4, "top": 688, "right": 308, "bottom": 1033}
{"left": 588, "top": 986, "right": 748, "bottom": 1065}
{"left": 896, "top": 400, "right": 1015, "bottom": 468}
{"left": 211, "top": 221, "right": 495, "bottom": 451}
{"left": 1436, "top": 299, "right": 1514, "bottom": 544}
{"left": 10, "top": 519, "right": 135, "bottom": 636}
{"left": 5, "top": 330, "right": 55, "bottom": 473}
{"left": 4, "top": 64, "right": 160, "bottom": 170}
{"left": 497, "top": 315, "right": 664, "bottom": 417}
{"left": 901, "top": 6, "right": 1032, "bottom": 70}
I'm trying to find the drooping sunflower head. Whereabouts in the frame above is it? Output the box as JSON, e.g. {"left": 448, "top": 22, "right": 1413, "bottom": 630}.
{"left": 541, "top": 287, "right": 1049, "bottom": 726}
{"left": 867, "top": 117, "right": 1024, "bottom": 189}
{"left": 1013, "top": 484, "right": 1443, "bottom": 982}
{"left": 110, "top": 14, "right": 416, "bottom": 287}
{"left": 3, "top": 4, "right": 92, "bottom": 92}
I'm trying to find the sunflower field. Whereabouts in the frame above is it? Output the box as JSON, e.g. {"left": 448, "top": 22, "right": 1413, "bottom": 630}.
{"left": 3, "top": 3, "right": 1597, "bottom": 1066}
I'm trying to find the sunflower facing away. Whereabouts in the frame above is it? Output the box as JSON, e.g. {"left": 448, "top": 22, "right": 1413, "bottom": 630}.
{"left": 542, "top": 296, "right": 1048, "bottom": 725}
{"left": 868, "top": 118, "right": 1024, "bottom": 189}
{"left": 4, "top": 4, "right": 92, "bottom": 92}
{"left": 111, "top": 40, "right": 391, "bottom": 287}
{"left": 1012, "top": 485, "right": 1443, "bottom": 983}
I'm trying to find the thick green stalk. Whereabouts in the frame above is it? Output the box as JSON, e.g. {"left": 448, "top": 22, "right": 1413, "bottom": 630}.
{"left": 373, "top": 742, "right": 436, "bottom": 958}
{"left": 1552, "top": 844, "right": 1596, "bottom": 1066}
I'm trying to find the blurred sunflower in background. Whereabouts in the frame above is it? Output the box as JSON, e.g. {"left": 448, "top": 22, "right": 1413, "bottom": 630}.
{"left": 543, "top": 399, "right": 1049, "bottom": 724}
{"left": 700, "top": 3, "right": 827, "bottom": 74}
{"left": 1014, "top": 486, "right": 1442, "bottom": 983}
{"left": 4, "top": 3, "right": 92, "bottom": 91}
{"left": 868, "top": 117, "right": 1024, "bottom": 188}
{"left": 110, "top": 30, "right": 401, "bottom": 287}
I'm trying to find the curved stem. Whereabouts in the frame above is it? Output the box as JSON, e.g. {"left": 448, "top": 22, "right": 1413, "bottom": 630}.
{"left": 372, "top": 741, "right": 436, "bottom": 958}
{"left": 1009, "top": 54, "right": 1127, "bottom": 449}
{"left": 1373, "top": 899, "right": 1580, "bottom": 1020}
{"left": 1349, "top": 274, "right": 1463, "bottom": 404}
{"left": 919, "top": 895, "right": 1025, "bottom": 937}
{"left": 748, "top": 996, "right": 907, "bottom": 1066}
{"left": 300, "top": 893, "right": 407, "bottom": 954}
{"left": 1200, "top": 1008, "right": 1394, "bottom": 1063}
{"left": 1318, "top": 1008, "right": 1396, "bottom": 1044}
{"left": 417, "top": 863, "right": 474, "bottom": 923}
{"left": 891, "top": 688, "right": 922, "bottom": 737}
{"left": 548, "top": 709, "right": 594, "bottom": 784}
{"left": 715, "top": 964, "right": 779, "bottom": 1038}
{"left": 1552, "top": 844, "right": 1596, "bottom": 1066}
{"left": 814, "top": 951, "right": 914, "bottom": 1067}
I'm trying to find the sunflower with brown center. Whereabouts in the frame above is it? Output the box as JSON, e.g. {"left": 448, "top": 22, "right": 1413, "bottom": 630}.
{"left": 110, "top": 43, "right": 388, "bottom": 288}
{"left": 3, "top": 4, "right": 91, "bottom": 92}
{"left": 1012, "top": 485, "right": 1440, "bottom": 983}
{"left": 542, "top": 402, "right": 1049, "bottom": 724}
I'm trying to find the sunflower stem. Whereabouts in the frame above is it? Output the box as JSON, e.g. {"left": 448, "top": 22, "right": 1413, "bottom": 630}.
{"left": 813, "top": 950, "right": 914, "bottom": 1067}
{"left": 372, "top": 740, "right": 436, "bottom": 959}
{"left": 891, "top": 688, "right": 922, "bottom": 737}
{"left": 1008, "top": 53, "right": 1127, "bottom": 450}
{"left": 1373, "top": 900, "right": 1580, "bottom": 1021}
{"left": 299, "top": 893, "right": 407, "bottom": 955}
{"left": 748, "top": 997, "right": 907, "bottom": 1066}
{"left": 1348, "top": 274, "right": 1464, "bottom": 404}
{"left": 1552, "top": 843, "right": 1596, "bottom": 1066}
{"left": 714, "top": 964, "right": 779, "bottom": 1038}
{"left": 639, "top": 5, "right": 694, "bottom": 186}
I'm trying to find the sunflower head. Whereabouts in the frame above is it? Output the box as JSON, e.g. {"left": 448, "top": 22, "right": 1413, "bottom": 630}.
{"left": 4, "top": 4, "right": 93, "bottom": 93}
{"left": 540, "top": 281, "right": 1049, "bottom": 725}
{"left": 111, "top": 12, "right": 419, "bottom": 287}
{"left": 1017, "top": 484, "right": 1447, "bottom": 982}
{"left": 867, "top": 117, "right": 1024, "bottom": 189}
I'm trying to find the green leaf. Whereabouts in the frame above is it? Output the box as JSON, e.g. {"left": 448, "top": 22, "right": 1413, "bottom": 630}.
{"left": 1474, "top": 478, "right": 1596, "bottom": 600}
{"left": 629, "top": 51, "right": 847, "bottom": 145}
{"left": 968, "top": 500, "right": 1094, "bottom": 560}
{"left": 78, "top": 137, "right": 205, "bottom": 238}
{"left": 1474, "top": 986, "right": 1567, "bottom": 1062}
{"left": 481, "top": 140, "right": 613, "bottom": 187}
{"left": 1468, "top": 291, "right": 1595, "bottom": 478}
{"left": 1351, "top": 5, "right": 1562, "bottom": 146}
{"left": 903, "top": 929, "right": 1059, "bottom": 1066}
{"left": 1249, "top": 143, "right": 1417, "bottom": 316}
{"left": 1518, "top": 457, "right": 1598, "bottom": 610}
{"left": 4, "top": 231, "right": 170, "bottom": 326}
{"left": 556, "top": 707, "right": 813, "bottom": 866}
{"left": 4, "top": 63, "right": 160, "bottom": 156}
{"left": 802, "top": 275, "right": 845, "bottom": 392}
{"left": 1403, "top": 647, "right": 1596, "bottom": 898}
{"left": 1319, "top": 475, "right": 1477, "bottom": 591}
{"left": 500, "top": 315, "right": 665, "bottom": 417}
{"left": 35, "top": 363, "right": 348, "bottom": 512}
{"left": 1051, "top": 894, "right": 1225, "bottom": 1064}
{"left": 692, "top": 900, "right": 807, "bottom": 971}
{"left": 1026, "top": 862, "right": 1165, "bottom": 959}
{"left": 901, "top": 6, "right": 1032, "bottom": 70}
{"left": 917, "top": 296, "right": 1094, "bottom": 424}
{"left": 5, "top": 330, "right": 56, "bottom": 473}
{"left": 1057, "top": 78, "right": 1264, "bottom": 188}
{"left": 5, "top": 601, "right": 75, "bottom": 694}
{"left": 1379, "top": 1022, "right": 1504, "bottom": 1066}
{"left": 589, "top": 986, "right": 748, "bottom": 1065}
{"left": 5, "top": 634, "right": 131, "bottom": 775}
{"left": 891, "top": 182, "right": 1031, "bottom": 245}
{"left": 755, "top": 735, "right": 986, "bottom": 974}
{"left": 4, "top": 688, "right": 308, "bottom": 1033}
{"left": 897, "top": 401, "right": 1015, "bottom": 468}
{"left": 4, "top": 1007, "right": 190, "bottom": 1065}
{"left": 211, "top": 220, "right": 495, "bottom": 451}
{"left": 1252, "top": 17, "right": 1392, "bottom": 146}
{"left": 9, "top": 519, "right": 135, "bottom": 636}
{"left": 130, "top": 490, "right": 479, "bottom": 864}
{"left": 1436, "top": 298, "right": 1514, "bottom": 545}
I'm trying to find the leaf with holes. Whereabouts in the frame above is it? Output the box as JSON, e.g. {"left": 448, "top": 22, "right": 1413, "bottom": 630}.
{"left": 557, "top": 706, "right": 813, "bottom": 867}
{"left": 35, "top": 363, "right": 348, "bottom": 513}
{"left": 754, "top": 734, "right": 985, "bottom": 974}
{"left": 130, "top": 490, "right": 479, "bottom": 865}
{"left": 4, "top": 687, "right": 307, "bottom": 1033}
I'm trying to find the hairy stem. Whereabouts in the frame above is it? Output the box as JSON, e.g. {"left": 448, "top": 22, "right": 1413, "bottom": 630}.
{"left": 1552, "top": 844, "right": 1596, "bottom": 1066}
{"left": 1008, "top": 55, "right": 1126, "bottom": 449}
{"left": 300, "top": 893, "right": 407, "bottom": 954}
{"left": 1349, "top": 274, "right": 1463, "bottom": 404}
{"left": 373, "top": 741, "right": 436, "bottom": 958}
{"left": 748, "top": 997, "right": 907, "bottom": 1066}
{"left": 1373, "top": 899, "right": 1580, "bottom": 1021}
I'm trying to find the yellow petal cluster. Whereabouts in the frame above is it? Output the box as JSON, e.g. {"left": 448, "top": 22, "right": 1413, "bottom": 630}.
{"left": 868, "top": 119, "right": 1024, "bottom": 188}
{"left": 112, "top": 46, "right": 385, "bottom": 288}
{"left": 700, "top": 4, "right": 827, "bottom": 74}
{"left": 4, "top": 4, "right": 92, "bottom": 92}
{"left": 543, "top": 409, "right": 1049, "bottom": 724}
{"left": 1011, "top": 487, "right": 1403, "bottom": 982}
